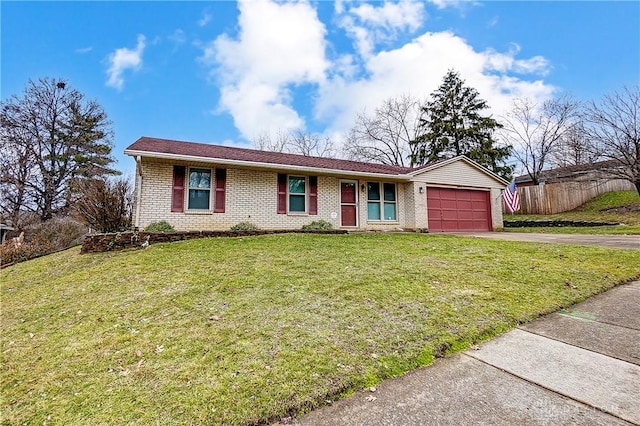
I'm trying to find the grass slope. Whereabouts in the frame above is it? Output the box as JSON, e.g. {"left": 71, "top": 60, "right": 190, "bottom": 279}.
{"left": 2, "top": 233, "right": 640, "bottom": 425}
{"left": 505, "top": 190, "right": 640, "bottom": 234}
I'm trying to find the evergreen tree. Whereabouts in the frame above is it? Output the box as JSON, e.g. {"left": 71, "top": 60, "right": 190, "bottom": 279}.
{"left": 411, "top": 70, "right": 513, "bottom": 179}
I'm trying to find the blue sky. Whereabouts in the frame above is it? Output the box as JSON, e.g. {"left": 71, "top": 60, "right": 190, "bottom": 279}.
{"left": 2, "top": 1, "right": 639, "bottom": 176}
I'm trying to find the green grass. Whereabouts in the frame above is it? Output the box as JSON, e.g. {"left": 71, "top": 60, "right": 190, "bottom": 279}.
{"left": 505, "top": 190, "right": 640, "bottom": 234}
{"left": 2, "top": 233, "right": 640, "bottom": 425}
{"left": 577, "top": 190, "right": 640, "bottom": 213}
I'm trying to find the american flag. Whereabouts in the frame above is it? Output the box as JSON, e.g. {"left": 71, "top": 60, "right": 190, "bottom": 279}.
{"left": 503, "top": 179, "right": 520, "bottom": 213}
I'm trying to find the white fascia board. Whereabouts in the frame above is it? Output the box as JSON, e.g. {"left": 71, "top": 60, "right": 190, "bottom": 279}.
{"left": 124, "top": 149, "right": 410, "bottom": 181}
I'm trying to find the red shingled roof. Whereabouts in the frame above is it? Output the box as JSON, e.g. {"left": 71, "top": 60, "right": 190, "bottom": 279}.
{"left": 126, "top": 137, "right": 413, "bottom": 175}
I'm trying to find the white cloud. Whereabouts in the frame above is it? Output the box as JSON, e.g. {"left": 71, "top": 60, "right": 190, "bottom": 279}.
{"left": 106, "top": 35, "right": 146, "bottom": 91}
{"left": 338, "top": 0, "right": 425, "bottom": 58}
{"left": 350, "top": 0, "right": 424, "bottom": 30}
{"left": 484, "top": 44, "right": 550, "bottom": 76}
{"left": 75, "top": 46, "right": 93, "bottom": 54}
{"left": 201, "top": 1, "right": 555, "bottom": 149}
{"left": 315, "top": 31, "right": 555, "bottom": 136}
{"left": 198, "top": 10, "right": 212, "bottom": 27}
{"left": 428, "top": 0, "right": 479, "bottom": 10}
{"left": 201, "top": 0, "right": 328, "bottom": 139}
{"left": 168, "top": 29, "right": 186, "bottom": 46}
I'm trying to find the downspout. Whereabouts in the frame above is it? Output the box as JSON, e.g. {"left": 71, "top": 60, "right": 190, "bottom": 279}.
{"left": 134, "top": 156, "right": 143, "bottom": 231}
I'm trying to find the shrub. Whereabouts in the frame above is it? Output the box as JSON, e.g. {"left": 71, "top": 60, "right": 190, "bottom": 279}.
{"left": 25, "top": 217, "right": 87, "bottom": 250}
{"left": 0, "top": 216, "right": 88, "bottom": 267}
{"left": 301, "top": 220, "right": 333, "bottom": 231}
{"left": 144, "top": 221, "right": 175, "bottom": 233}
{"left": 0, "top": 238, "right": 54, "bottom": 267}
{"left": 73, "top": 177, "right": 133, "bottom": 232}
{"left": 230, "top": 222, "right": 260, "bottom": 231}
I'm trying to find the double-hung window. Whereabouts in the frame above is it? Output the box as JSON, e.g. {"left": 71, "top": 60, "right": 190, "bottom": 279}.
{"left": 367, "top": 182, "right": 397, "bottom": 221}
{"left": 188, "top": 168, "right": 211, "bottom": 210}
{"left": 288, "top": 176, "right": 306, "bottom": 213}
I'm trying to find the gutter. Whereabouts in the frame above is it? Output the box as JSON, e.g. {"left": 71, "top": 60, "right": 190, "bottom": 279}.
{"left": 123, "top": 149, "right": 411, "bottom": 181}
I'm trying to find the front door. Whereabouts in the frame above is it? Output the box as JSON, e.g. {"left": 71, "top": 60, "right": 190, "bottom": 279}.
{"left": 340, "top": 181, "right": 358, "bottom": 227}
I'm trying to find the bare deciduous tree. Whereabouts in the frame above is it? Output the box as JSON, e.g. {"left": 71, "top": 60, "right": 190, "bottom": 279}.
{"left": 0, "top": 124, "right": 35, "bottom": 227}
{"left": 344, "top": 94, "right": 422, "bottom": 167}
{"left": 501, "top": 95, "right": 581, "bottom": 185}
{"left": 252, "top": 129, "right": 290, "bottom": 153}
{"left": 289, "top": 130, "right": 335, "bottom": 157}
{"left": 584, "top": 86, "right": 640, "bottom": 195}
{"left": 548, "top": 122, "right": 602, "bottom": 168}
{"left": 251, "top": 129, "right": 335, "bottom": 157}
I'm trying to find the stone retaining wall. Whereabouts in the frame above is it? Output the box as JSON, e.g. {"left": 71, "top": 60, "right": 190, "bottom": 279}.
{"left": 80, "top": 230, "right": 348, "bottom": 254}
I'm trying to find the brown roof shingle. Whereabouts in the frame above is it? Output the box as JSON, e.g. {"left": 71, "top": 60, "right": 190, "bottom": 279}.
{"left": 125, "top": 136, "right": 413, "bottom": 175}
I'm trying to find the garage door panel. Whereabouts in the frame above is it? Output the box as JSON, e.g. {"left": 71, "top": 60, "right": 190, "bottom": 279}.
{"left": 457, "top": 191, "right": 471, "bottom": 200}
{"left": 429, "top": 198, "right": 442, "bottom": 208}
{"left": 470, "top": 191, "right": 486, "bottom": 201}
{"left": 427, "top": 187, "right": 491, "bottom": 232}
{"left": 442, "top": 220, "right": 459, "bottom": 230}
{"left": 441, "top": 209, "right": 459, "bottom": 220}
{"left": 457, "top": 200, "right": 473, "bottom": 210}
{"left": 441, "top": 199, "right": 457, "bottom": 209}
{"left": 473, "top": 211, "right": 489, "bottom": 220}
{"left": 457, "top": 211, "right": 474, "bottom": 220}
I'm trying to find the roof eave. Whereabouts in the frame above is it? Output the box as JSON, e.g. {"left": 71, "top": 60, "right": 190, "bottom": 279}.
{"left": 124, "top": 149, "right": 410, "bottom": 180}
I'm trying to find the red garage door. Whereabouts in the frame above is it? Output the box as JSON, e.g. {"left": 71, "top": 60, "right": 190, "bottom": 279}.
{"left": 427, "top": 187, "right": 492, "bottom": 232}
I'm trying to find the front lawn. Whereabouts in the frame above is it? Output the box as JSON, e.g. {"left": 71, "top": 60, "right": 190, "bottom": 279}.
{"left": 2, "top": 233, "right": 640, "bottom": 425}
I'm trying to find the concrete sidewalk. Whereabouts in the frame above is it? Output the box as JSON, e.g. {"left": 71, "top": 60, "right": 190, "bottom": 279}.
{"left": 288, "top": 280, "right": 640, "bottom": 426}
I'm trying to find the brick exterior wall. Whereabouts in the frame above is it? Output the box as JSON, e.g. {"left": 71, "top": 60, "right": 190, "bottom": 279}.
{"left": 490, "top": 188, "right": 504, "bottom": 231}
{"left": 134, "top": 159, "right": 411, "bottom": 232}
{"left": 403, "top": 181, "right": 429, "bottom": 230}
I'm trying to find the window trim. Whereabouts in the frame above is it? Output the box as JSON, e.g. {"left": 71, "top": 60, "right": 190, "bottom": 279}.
{"left": 186, "top": 167, "right": 213, "bottom": 211}
{"left": 367, "top": 181, "right": 398, "bottom": 222}
{"left": 287, "top": 175, "right": 308, "bottom": 215}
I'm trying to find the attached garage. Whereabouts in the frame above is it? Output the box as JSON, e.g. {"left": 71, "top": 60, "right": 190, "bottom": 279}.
{"left": 407, "top": 156, "right": 508, "bottom": 232}
{"left": 426, "top": 187, "right": 491, "bottom": 232}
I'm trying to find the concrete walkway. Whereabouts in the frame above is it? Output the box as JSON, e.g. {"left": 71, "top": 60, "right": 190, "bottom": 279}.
{"left": 285, "top": 235, "right": 640, "bottom": 426}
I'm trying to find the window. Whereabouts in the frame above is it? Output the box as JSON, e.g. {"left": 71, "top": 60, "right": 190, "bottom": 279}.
{"left": 188, "top": 168, "right": 211, "bottom": 210}
{"left": 367, "top": 182, "right": 397, "bottom": 221}
{"left": 288, "top": 176, "right": 306, "bottom": 213}
{"left": 278, "top": 174, "right": 317, "bottom": 215}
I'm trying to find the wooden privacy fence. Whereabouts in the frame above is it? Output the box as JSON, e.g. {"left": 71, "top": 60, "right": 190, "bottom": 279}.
{"left": 507, "top": 179, "right": 635, "bottom": 215}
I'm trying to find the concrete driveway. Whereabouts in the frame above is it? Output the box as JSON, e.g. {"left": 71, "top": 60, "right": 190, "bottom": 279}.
{"left": 457, "top": 232, "right": 639, "bottom": 250}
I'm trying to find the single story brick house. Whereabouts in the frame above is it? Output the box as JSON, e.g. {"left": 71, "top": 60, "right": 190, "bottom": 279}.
{"left": 125, "top": 137, "right": 508, "bottom": 232}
